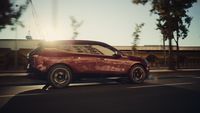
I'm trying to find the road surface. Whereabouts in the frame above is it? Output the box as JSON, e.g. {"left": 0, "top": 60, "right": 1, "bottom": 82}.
{"left": 0, "top": 73, "right": 200, "bottom": 113}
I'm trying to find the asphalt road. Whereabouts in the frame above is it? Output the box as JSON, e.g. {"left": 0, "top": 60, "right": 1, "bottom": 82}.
{"left": 0, "top": 74, "right": 200, "bottom": 113}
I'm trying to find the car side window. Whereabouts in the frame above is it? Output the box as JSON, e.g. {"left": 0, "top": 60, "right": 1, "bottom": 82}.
{"left": 57, "top": 45, "right": 103, "bottom": 55}
{"left": 91, "top": 45, "right": 115, "bottom": 56}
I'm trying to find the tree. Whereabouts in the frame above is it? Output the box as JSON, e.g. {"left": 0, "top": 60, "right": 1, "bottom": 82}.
{"left": 0, "top": 0, "right": 30, "bottom": 31}
{"left": 132, "top": 0, "right": 197, "bottom": 69}
{"left": 132, "top": 23, "right": 144, "bottom": 55}
{"left": 70, "top": 16, "right": 83, "bottom": 40}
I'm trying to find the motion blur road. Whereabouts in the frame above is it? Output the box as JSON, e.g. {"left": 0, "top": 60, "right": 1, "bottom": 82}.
{"left": 0, "top": 72, "right": 200, "bottom": 113}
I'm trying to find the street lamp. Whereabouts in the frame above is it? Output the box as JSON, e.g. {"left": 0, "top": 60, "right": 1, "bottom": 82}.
{"left": 26, "top": 30, "right": 32, "bottom": 40}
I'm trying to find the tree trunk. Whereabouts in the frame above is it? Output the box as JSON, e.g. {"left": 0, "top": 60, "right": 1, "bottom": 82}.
{"left": 175, "top": 40, "right": 180, "bottom": 69}
{"left": 168, "top": 36, "right": 175, "bottom": 70}
{"left": 163, "top": 36, "right": 167, "bottom": 66}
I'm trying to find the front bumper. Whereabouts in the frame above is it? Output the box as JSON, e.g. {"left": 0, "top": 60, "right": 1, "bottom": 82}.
{"left": 27, "top": 64, "right": 40, "bottom": 73}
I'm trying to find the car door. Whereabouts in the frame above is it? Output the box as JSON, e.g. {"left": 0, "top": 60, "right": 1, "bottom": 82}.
{"left": 97, "top": 56, "right": 129, "bottom": 74}
{"left": 91, "top": 45, "right": 129, "bottom": 74}
{"left": 66, "top": 45, "right": 99, "bottom": 73}
{"left": 72, "top": 54, "right": 100, "bottom": 73}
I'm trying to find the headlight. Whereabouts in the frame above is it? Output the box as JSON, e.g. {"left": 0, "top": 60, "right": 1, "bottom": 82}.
{"left": 144, "top": 58, "right": 149, "bottom": 65}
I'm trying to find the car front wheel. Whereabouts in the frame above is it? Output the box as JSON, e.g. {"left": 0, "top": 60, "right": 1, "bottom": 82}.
{"left": 129, "top": 65, "right": 146, "bottom": 84}
{"left": 48, "top": 65, "right": 72, "bottom": 88}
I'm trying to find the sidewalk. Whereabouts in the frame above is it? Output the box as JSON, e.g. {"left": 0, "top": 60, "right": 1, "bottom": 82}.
{"left": 150, "top": 69, "right": 200, "bottom": 76}
{"left": 150, "top": 68, "right": 200, "bottom": 72}
{"left": 0, "top": 69, "right": 199, "bottom": 86}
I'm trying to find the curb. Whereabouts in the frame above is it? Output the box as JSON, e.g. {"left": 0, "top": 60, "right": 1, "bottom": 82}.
{"left": 150, "top": 69, "right": 200, "bottom": 72}
{"left": 0, "top": 71, "right": 26, "bottom": 73}
{"left": 0, "top": 73, "right": 29, "bottom": 77}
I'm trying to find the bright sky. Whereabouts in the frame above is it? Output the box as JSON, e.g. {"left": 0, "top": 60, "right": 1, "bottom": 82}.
{"left": 0, "top": 0, "right": 200, "bottom": 46}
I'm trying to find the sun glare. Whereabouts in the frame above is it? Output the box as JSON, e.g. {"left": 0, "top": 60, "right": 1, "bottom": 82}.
{"left": 43, "top": 27, "right": 69, "bottom": 41}
{"left": 45, "top": 34, "right": 58, "bottom": 41}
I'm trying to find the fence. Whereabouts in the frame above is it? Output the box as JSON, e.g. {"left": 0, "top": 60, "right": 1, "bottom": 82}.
{"left": 0, "top": 49, "right": 199, "bottom": 70}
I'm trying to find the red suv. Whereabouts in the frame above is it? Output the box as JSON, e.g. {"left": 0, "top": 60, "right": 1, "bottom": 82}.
{"left": 27, "top": 40, "right": 149, "bottom": 88}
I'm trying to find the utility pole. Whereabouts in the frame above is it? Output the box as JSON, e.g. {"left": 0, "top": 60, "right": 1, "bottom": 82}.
{"left": 14, "top": 26, "right": 18, "bottom": 69}
{"left": 52, "top": 0, "right": 58, "bottom": 38}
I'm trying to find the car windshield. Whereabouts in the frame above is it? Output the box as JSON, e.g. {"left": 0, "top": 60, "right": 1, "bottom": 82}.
{"left": 91, "top": 45, "right": 115, "bottom": 56}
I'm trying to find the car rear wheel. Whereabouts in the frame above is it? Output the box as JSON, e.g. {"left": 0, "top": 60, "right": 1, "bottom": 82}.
{"left": 129, "top": 65, "right": 146, "bottom": 84}
{"left": 48, "top": 65, "right": 72, "bottom": 88}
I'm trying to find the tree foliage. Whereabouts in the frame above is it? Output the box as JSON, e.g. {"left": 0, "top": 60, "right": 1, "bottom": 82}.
{"left": 132, "top": 23, "right": 144, "bottom": 55}
{"left": 132, "top": 0, "right": 197, "bottom": 69}
{"left": 0, "top": 0, "right": 30, "bottom": 31}
{"left": 70, "top": 16, "right": 83, "bottom": 40}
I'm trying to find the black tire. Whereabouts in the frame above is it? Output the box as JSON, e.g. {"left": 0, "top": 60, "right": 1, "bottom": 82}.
{"left": 129, "top": 65, "right": 147, "bottom": 84}
{"left": 48, "top": 65, "right": 72, "bottom": 88}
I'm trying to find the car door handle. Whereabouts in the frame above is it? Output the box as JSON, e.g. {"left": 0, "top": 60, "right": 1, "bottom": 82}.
{"left": 99, "top": 58, "right": 105, "bottom": 61}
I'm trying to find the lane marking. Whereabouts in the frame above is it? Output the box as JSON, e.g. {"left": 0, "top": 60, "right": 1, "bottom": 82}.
{"left": 70, "top": 82, "right": 101, "bottom": 86}
{"left": 127, "top": 82, "right": 193, "bottom": 89}
{"left": 0, "top": 93, "right": 46, "bottom": 98}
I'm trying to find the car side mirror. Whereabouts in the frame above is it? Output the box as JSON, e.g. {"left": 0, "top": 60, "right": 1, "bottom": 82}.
{"left": 113, "top": 51, "right": 121, "bottom": 58}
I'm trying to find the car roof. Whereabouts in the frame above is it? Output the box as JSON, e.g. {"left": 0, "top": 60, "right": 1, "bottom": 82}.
{"left": 58, "top": 40, "right": 105, "bottom": 44}
{"left": 38, "top": 40, "right": 123, "bottom": 55}
{"left": 41, "top": 40, "right": 110, "bottom": 47}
